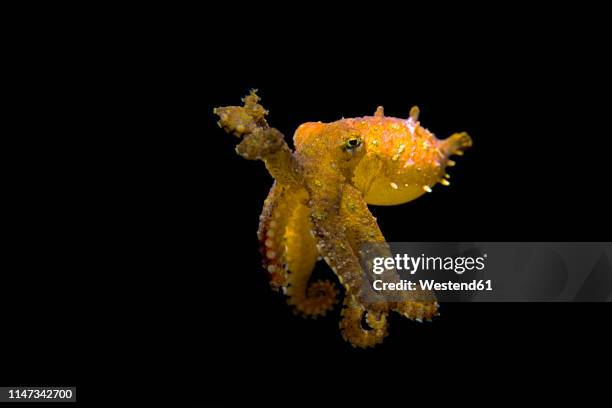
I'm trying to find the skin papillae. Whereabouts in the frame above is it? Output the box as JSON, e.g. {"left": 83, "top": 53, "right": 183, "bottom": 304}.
{"left": 213, "top": 90, "right": 472, "bottom": 348}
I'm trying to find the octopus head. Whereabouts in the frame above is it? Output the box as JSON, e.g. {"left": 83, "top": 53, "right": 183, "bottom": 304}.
{"left": 294, "top": 121, "right": 367, "bottom": 180}
{"left": 294, "top": 108, "right": 471, "bottom": 206}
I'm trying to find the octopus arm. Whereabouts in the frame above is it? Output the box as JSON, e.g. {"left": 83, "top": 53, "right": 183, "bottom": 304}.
{"left": 216, "top": 91, "right": 336, "bottom": 316}
{"left": 214, "top": 90, "right": 302, "bottom": 186}
{"left": 310, "top": 208, "right": 388, "bottom": 348}
{"left": 341, "top": 184, "right": 438, "bottom": 324}
{"left": 297, "top": 171, "right": 382, "bottom": 346}
{"left": 258, "top": 182, "right": 295, "bottom": 290}
{"left": 258, "top": 183, "right": 338, "bottom": 317}
{"left": 284, "top": 190, "right": 338, "bottom": 317}
{"left": 340, "top": 296, "right": 388, "bottom": 348}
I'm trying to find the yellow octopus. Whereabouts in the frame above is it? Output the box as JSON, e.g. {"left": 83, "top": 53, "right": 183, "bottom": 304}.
{"left": 214, "top": 91, "right": 472, "bottom": 348}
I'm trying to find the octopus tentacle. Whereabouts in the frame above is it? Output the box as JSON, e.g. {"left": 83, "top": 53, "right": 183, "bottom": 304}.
{"left": 285, "top": 198, "right": 338, "bottom": 317}
{"left": 257, "top": 182, "right": 295, "bottom": 290}
{"left": 303, "top": 168, "right": 390, "bottom": 322}
{"left": 215, "top": 90, "right": 302, "bottom": 186}
{"left": 340, "top": 296, "right": 388, "bottom": 348}
{"left": 238, "top": 127, "right": 302, "bottom": 185}
{"left": 393, "top": 301, "right": 439, "bottom": 322}
{"left": 217, "top": 91, "right": 336, "bottom": 311}
{"left": 311, "top": 214, "right": 367, "bottom": 301}
{"left": 340, "top": 184, "right": 438, "bottom": 321}
{"left": 259, "top": 183, "right": 338, "bottom": 316}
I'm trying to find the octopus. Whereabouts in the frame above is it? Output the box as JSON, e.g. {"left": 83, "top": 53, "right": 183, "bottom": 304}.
{"left": 213, "top": 90, "right": 472, "bottom": 348}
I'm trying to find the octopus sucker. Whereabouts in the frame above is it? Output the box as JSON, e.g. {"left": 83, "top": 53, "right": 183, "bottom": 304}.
{"left": 214, "top": 90, "right": 472, "bottom": 348}
{"left": 257, "top": 182, "right": 294, "bottom": 290}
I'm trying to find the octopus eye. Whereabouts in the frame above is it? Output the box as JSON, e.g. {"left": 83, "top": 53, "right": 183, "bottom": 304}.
{"left": 345, "top": 137, "right": 362, "bottom": 150}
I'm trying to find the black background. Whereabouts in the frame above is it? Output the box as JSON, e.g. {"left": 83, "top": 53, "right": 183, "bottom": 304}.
{"left": 3, "top": 5, "right": 611, "bottom": 406}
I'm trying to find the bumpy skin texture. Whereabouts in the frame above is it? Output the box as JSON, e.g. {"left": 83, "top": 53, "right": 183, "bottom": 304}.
{"left": 214, "top": 91, "right": 472, "bottom": 348}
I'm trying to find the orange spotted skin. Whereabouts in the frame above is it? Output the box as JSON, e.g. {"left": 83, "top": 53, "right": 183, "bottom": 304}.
{"left": 349, "top": 115, "right": 449, "bottom": 197}
{"left": 214, "top": 91, "right": 472, "bottom": 347}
